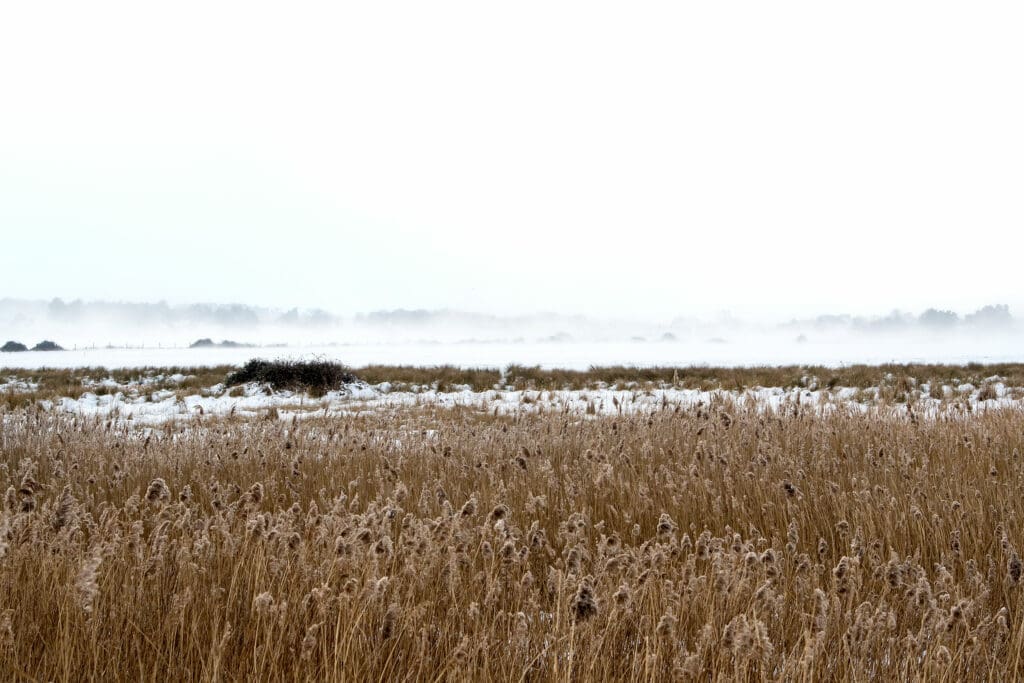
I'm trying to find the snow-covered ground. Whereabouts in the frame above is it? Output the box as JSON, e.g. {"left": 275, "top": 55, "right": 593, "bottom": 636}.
{"left": 3, "top": 336, "right": 1024, "bottom": 370}
{"left": 5, "top": 376, "right": 1020, "bottom": 425}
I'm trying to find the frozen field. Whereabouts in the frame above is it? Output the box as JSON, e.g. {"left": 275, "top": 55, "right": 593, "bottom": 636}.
{"left": 3, "top": 336, "right": 1024, "bottom": 369}
{"left": 4, "top": 372, "right": 1020, "bottom": 425}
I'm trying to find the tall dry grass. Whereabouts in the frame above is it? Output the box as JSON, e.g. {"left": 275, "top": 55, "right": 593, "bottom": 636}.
{"left": 1, "top": 399, "right": 1023, "bottom": 680}
{"left": 6, "top": 361, "right": 1024, "bottom": 403}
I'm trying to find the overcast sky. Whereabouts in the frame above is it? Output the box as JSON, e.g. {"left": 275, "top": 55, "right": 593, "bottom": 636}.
{"left": 1, "top": 1, "right": 1022, "bottom": 320}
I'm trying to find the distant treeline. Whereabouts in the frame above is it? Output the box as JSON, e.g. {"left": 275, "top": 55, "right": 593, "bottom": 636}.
{"left": 777, "top": 304, "right": 1014, "bottom": 333}
{"left": 0, "top": 298, "right": 1016, "bottom": 335}
{"left": 354, "top": 308, "right": 590, "bottom": 327}
{"left": 0, "top": 298, "right": 338, "bottom": 328}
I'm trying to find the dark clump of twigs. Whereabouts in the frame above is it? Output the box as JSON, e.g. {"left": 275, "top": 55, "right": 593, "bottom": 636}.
{"left": 225, "top": 358, "right": 359, "bottom": 395}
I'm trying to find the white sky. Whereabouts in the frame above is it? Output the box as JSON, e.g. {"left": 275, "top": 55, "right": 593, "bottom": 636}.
{"left": 1, "top": 1, "right": 1022, "bottom": 320}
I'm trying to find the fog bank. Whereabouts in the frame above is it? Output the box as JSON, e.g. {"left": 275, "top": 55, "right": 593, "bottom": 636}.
{"left": 1, "top": 298, "right": 1021, "bottom": 369}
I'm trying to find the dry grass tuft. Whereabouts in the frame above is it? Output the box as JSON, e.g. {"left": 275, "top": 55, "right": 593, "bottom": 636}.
{"left": 1, "top": 395, "right": 1023, "bottom": 679}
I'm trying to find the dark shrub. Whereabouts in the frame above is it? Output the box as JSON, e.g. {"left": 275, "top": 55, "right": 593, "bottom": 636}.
{"left": 1, "top": 341, "right": 28, "bottom": 352}
{"left": 32, "top": 340, "right": 64, "bottom": 351}
{"left": 225, "top": 359, "right": 359, "bottom": 394}
{"left": 191, "top": 338, "right": 252, "bottom": 348}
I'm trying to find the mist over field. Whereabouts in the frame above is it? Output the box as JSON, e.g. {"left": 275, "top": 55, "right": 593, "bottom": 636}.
{"left": 2, "top": 297, "right": 1021, "bottom": 368}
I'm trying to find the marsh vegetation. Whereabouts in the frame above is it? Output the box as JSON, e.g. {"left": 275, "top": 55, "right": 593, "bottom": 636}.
{"left": 1, "top": 390, "right": 1023, "bottom": 680}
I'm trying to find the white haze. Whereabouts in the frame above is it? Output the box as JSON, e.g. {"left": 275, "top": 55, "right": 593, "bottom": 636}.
{"left": 2, "top": 1, "right": 1024, "bottom": 323}
{"left": 1, "top": 299, "right": 1022, "bottom": 369}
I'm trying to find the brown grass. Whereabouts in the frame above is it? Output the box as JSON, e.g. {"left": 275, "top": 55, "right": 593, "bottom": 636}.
{"left": 0, "top": 365, "right": 232, "bottom": 402}
{"left": 354, "top": 365, "right": 502, "bottom": 392}
{"left": 4, "top": 362, "right": 1023, "bottom": 403}
{"left": 504, "top": 362, "right": 1024, "bottom": 391}
{"left": 0, "top": 364, "right": 504, "bottom": 403}
{"left": 1, "top": 397, "right": 1023, "bottom": 680}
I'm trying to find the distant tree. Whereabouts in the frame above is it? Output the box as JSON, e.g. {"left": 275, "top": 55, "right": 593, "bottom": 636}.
{"left": 857, "top": 310, "right": 913, "bottom": 332}
{"left": 305, "top": 309, "right": 335, "bottom": 326}
{"left": 964, "top": 304, "right": 1012, "bottom": 328}
{"left": 813, "top": 314, "right": 851, "bottom": 329}
{"left": 278, "top": 308, "right": 300, "bottom": 325}
{"left": 47, "top": 298, "right": 67, "bottom": 318}
{"left": 919, "top": 308, "right": 959, "bottom": 328}
{"left": 362, "top": 309, "right": 434, "bottom": 325}
{"left": 219, "top": 304, "right": 260, "bottom": 327}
